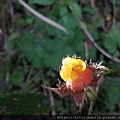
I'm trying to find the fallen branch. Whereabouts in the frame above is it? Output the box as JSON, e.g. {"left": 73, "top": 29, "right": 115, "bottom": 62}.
{"left": 18, "top": 0, "right": 69, "bottom": 34}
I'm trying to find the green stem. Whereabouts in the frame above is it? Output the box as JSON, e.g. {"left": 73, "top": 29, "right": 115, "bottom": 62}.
{"left": 88, "top": 101, "right": 95, "bottom": 115}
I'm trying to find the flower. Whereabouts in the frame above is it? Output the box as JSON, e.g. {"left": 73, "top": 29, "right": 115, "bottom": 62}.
{"left": 44, "top": 55, "right": 109, "bottom": 112}
{"left": 60, "top": 56, "right": 93, "bottom": 91}
{"left": 60, "top": 56, "right": 86, "bottom": 81}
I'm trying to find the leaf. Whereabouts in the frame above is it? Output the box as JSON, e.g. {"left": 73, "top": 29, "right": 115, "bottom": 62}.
{"left": 9, "top": 71, "right": 23, "bottom": 85}
{"left": 61, "top": 14, "right": 78, "bottom": 29}
{"left": 7, "top": 33, "right": 18, "bottom": 51}
{"left": 17, "top": 19, "right": 29, "bottom": 26}
{"left": 89, "top": 47, "right": 97, "bottom": 60}
{"left": 69, "top": 2, "right": 82, "bottom": 18}
{"left": 104, "top": 68, "right": 120, "bottom": 78}
{"left": 103, "top": 40, "right": 117, "bottom": 55}
{"left": 0, "top": 92, "right": 54, "bottom": 115}
{"left": 17, "top": 32, "right": 34, "bottom": 53}
{"left": 82, "top": 5, "right": 95, "bottom": 15}
{"left": 99, "top": 77, "right": 120, "bottom": 111}
{"left": 59, "top": 6, "right": 68, "bottom": 17}
{"left": 32, "top": 0, "right": 54, "bottom": 6}
{"left": 63, "top": 0, "right": 72, "bottom": 4}
{"left": 17, "top": 18, "right": 33, "bottom": 26}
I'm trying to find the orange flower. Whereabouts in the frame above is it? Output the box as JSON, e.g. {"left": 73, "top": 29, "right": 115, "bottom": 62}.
{"left": 44, "top": 55, "right": 108, "bottom": 111}
{"left": 60, "top": 56, "right": 93, "bottom": 91}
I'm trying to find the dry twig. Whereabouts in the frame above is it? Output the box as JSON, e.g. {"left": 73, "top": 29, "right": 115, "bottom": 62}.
{"left": 78, "top": 20, "right": 120, "bottom": 63}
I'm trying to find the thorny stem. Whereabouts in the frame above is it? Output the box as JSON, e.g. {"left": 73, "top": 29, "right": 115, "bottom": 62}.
{"left": 88, "top": 101, "right": 95, "bottom": 115}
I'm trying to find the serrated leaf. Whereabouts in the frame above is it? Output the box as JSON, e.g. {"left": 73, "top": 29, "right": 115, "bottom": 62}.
{"left": 0, "top": 92, "right": 54, "bottom": 115}
{"left": 18, "top": 35, "right": 34, "bottom": 53}
{"left": 104, "top": 68, "right": 120, "bottom": 78}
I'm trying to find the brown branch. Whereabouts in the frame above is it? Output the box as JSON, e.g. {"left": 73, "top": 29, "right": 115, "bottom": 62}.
{"left": 18, "top": 0, "right": 69, "bottom": 34}
{"left": 78, "top": 20, "right": 120, "bottom": 63}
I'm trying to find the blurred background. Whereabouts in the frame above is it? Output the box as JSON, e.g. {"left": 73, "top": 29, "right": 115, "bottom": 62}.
{"left": 0, "top": 0, "right": 120, "bottom": 115}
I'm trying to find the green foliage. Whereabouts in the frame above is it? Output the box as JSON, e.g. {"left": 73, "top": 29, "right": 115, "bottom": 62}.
{"left": 0, "top": 92, "right": 54, "bottom": 115}
{"left": 105, "top": 68, "right": 120, "bottom": 78}
{"left": 30, "top": 0, "right": 54, "bottom": 6}
{"left": 17, "top": 18, "right": 33, "bottom": 26}
{"left": 103, "top": 23, "right": 120, "bottom": 57}
{"left": 54, "top": 98, "right": 77, "bottom": 115}
{"left": 0, "top": 0, "right": 120, "bottom": 115}
{"left": 69, "top": 1, "right": 82, "bottom": 18}
{"left": 97, "top": 77, "right": 120, "bottom": 111}
{"left": 9, "top": 71, "right": 23, "bottom": 85}
{"left": 7, "top": 29, "right": 85, "bottom": 69}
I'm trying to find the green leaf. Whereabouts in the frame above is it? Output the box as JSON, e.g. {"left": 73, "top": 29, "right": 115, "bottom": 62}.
{"left": 99, "top": 77, "right": 120, "bottom": 111}
{"left": 0, "top": 92, "right": 54, "bottom": 115}
{"left": 61, "top": 14, "right": 78, "bottom": 29}
{"left": 105, "top": 23, "right": 120, "bottom": 48}
{"left": 105, "top": 68, "right": 120, "bottom": 78}
{"left": 7, "top": 33, "right": 18, "bottom": 51}
{"left": 69, "top": 2, "right": 82, "bottom": 18}
{"left": 74, "top": 41, "right": 85, "bottom": 59}
{"left": 59, "top": 6, "right": 68, "bottom": 17}
{"left": 17, "top": 32, "right": 34, "bottom": 53}
{"left": 63, "top": 0, "right": 72, "bottom": 4}
{"left": 17, "top": 19, "right": 28, "bottom": 26}
{"left": 9, "top": 71, "right": 23, "bottom": 85}
{"left": 82, "top": 5, "right": 95, "bottom": 15}
{"left": 89, "top": 47, "right": 97, "bottom": 60}
{"left": 32, "top": 0, "right": 54, "bottom": 6}
{"left": 103, "top": 40, "right": 117, "bottom": 55}
{"left": 17, "top": 18, "right": 33, "bottom": 26}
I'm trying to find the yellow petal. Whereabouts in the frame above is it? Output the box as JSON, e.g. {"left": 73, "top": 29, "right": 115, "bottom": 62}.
{"left": 70, "top": 71, "right": 78, "bottom": 80}
{"left": 60, "top": 70, "right": 71, "bottom": 81}
{"left": 62, "top": 57, "right": 71, "bottom": 64}
{"left": 61, "top": 64, "right": 72, "bottom": 72}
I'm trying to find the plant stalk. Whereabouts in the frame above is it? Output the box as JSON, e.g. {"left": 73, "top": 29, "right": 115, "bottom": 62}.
{"left": 88, "top": 101, "right": 95, "bottom": 115}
